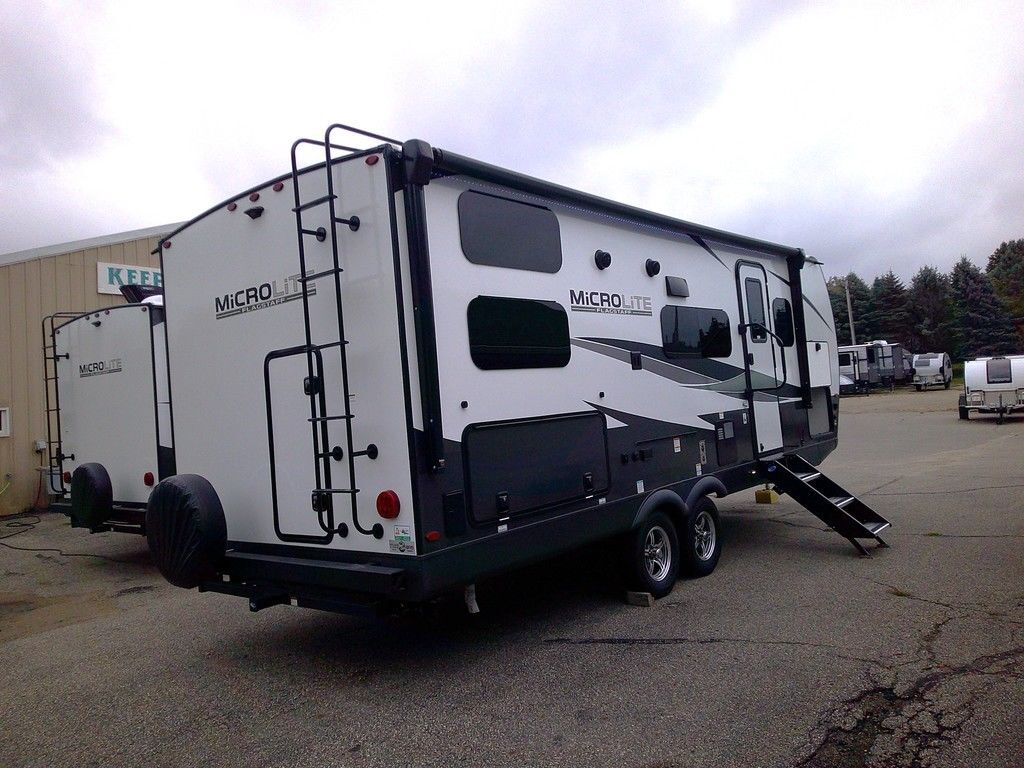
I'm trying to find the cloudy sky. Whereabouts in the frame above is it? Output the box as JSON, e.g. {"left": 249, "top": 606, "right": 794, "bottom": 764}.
{"left": 1, "top": 0, "right": 1022, "bottom": 279}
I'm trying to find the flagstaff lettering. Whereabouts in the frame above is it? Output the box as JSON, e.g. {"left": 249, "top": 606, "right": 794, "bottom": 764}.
{"left": 79, "top": 359, "right": 123, "bottom": 378}
{"left": 569, "top": 289, "right": 652, "bottom": 316}
{"left": 214, "top": 273, "right": 315, "bottom": 319}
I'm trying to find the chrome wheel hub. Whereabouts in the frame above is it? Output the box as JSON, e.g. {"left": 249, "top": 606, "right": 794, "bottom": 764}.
{"left": 693, "top": 510, "right": 717, "bottom": 561}
{"left": 644, "top": 525, "right": 672, "bottom": 582}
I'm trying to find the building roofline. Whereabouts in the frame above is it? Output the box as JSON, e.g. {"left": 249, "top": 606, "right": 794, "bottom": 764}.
{"left": 0, "top": 223, "right": 184, "bottom": 268}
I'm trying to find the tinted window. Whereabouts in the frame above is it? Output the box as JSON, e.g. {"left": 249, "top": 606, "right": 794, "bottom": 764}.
{"left": 866, "top": 347, "right": 876, "bottom": 363}
{"left": 838, "top": 352, "right": 852, "bottom": 366}
{"left": 987, "top": 358, "right": 1012, "bottom": 384}
{"left": 458, "top": 191, "right": 562, "bottom": 273}
{"left": 660, "top": 306, "right": 732, "bottom": 359}
{"left": 772, "top": 298, "right": 794, "bottom": 347}
{"left": 744, "top": 278, "right": 767, "bottom": 342}
{"left": 467, "top": 296, "right": 570, "bottom": 370}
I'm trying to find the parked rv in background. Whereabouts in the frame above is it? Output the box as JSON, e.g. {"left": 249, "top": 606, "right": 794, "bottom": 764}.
{"left": 870, "top": 340, "right": 909, "bottom": 388}
{"left": 143, "top": 124, "right": 890, "bottom": 617}
{"left": 837, "top": 341, "right": 908, "bottom": 391}
{"left": 837, "top": 348, "right": 870, "bottom": 395}
{"left": 43, "top": 287, "right": 173, "bottom": 534}
{"left": 912, "top": 352, "right": 952, "bottom": 390}
{"left": 959, "top": 356, "right": 1024, "bottom": 423}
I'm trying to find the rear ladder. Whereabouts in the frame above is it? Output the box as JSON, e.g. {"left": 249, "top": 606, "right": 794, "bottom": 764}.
{"left": 275, "top": 123, "right": 401, "bottom": 544}
{"left": 41, "top": 312, "right": 86, "bottom": 499}
{"left": 763, "top": 453, "right": 891, "bottom": 556}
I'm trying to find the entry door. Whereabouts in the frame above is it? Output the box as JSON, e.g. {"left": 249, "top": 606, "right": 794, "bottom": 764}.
{"left": 736, "top": 263, "right": 784, "bottom": 455}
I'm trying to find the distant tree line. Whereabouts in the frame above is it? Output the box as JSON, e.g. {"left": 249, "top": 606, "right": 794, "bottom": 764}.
{"left": 826, "top": 239, "right": 1024, "bottom": 359}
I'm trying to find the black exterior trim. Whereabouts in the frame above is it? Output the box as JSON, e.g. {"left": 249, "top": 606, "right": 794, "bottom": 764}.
{"left": 433, "top": 149, "right": 805, "bottom": 261}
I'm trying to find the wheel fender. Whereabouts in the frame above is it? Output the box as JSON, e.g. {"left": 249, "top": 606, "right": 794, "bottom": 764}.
{"left": 683, "top": 477, "right": 728, "bottom": 514}
{"left": 631, "top": 489, "right": 688, "bottom": 531}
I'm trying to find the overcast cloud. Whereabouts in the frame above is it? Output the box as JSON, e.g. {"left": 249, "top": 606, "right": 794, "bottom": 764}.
{"left": 1, "top": 0, "right": 1021, "bottom": 279}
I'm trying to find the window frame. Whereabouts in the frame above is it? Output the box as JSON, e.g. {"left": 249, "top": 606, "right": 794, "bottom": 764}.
{"left": 467, "top": 295, "right": 571, "bottom": 371}
{"left": 457, "top": 190, "right": 563, "bottom": 274}
{"left": 771, "top": 297, "right": 795, "bottom": 347}
{"left": 659, "top": 305, "right": 733, "bottom": 360}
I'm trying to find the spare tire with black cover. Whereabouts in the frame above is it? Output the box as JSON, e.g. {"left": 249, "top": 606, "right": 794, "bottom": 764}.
{"left": 146, "top": 474, "right": 227, "bottom": 589}
{"left": 70, "top": 463, "right": 113, "bottom": 530}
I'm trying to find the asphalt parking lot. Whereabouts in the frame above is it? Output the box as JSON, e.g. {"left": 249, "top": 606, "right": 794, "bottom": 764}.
{"left": 2, "top": 387, "right": 1022, "bottom": 768}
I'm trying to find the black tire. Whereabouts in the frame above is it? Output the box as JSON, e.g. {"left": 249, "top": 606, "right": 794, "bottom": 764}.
{"left": 623, "top": 510, "right": 679, "bottom": 598}
{"left": 681, "top": 496, "right": 722, "bottom": 578}
{"left": 70, "top": 463, "right": 113, "bottom": 530}
{"left": 943, "top": 380, "right": 951, "bottom": 390}
{"left": 915, "top": 384, "right": 923, "bottom": 392}
{"left": 959, "top": 406, "right": 969, "bottom": 420}
{"left": 146, "top": 474, "right": 227, "bottom": 589}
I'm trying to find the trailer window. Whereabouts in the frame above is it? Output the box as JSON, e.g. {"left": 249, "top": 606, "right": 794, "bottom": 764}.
{"left": 986, "top": 358, "right": 1012, "bottom": 384}
{"left": 866, "top": 347, "right": 876, "bottom": 363}
{"left": 743, "top": 278, "right": 767, "bottom": 342}
{"left": 467, "top": 296, "right": 571, "bottom": 370}
{"left": 458, "top": 191, "right": 562, "bottom": 273}
{"left": 660, "top": 306, "right": 732, "bottom": 359}
{"left": 838, "top": 352, "right": 851, "bottom": 367}
{"left": 772, "top": 298, "right": 794, "bottom": 347}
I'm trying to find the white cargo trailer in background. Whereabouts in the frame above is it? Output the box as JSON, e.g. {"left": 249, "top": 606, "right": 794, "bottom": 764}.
{"left": 43, "top": 290, "right": 174, "bottom": 533}
{"left": 837, "top": 348, "right": 870, "bottom": 395}
{"left": 912, "top": 352, "right": 952, "bottom": 390}
{"left": 145, "top": 124, "right": 890, "bottom": 616}
{"left": 959, "top": 356, "right": 1024, "bottom": 422}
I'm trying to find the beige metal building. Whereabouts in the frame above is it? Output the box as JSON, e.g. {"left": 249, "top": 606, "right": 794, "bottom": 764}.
{"left": 0, "top": 224, "right": 179, "bottom": 516}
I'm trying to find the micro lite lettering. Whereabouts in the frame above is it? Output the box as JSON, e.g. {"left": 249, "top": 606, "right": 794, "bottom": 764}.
{"left": 215, "top": 274, "right": 315, "bottom": 319}
{"left": 569, "top": 289, "right": 652, "bottom": 316}
{"left": 79, "top": 359, "right": 123, "bottom": 378}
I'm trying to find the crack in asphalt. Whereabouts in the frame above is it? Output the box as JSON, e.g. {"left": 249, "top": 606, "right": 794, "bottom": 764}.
{"left": 544, "top": 635, "right": 881, "bottom": 664}
{"left": 796, "top": 581, "right": 1024, "bottom": 767}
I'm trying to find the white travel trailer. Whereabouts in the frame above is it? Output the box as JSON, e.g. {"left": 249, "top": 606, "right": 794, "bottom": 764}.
{"left": 146, "top": 124, "right": 890, "bottom": 615}
{"left": 43, "top": 289, "right": 173, "bottom": 533}
{"left": 837, "top": 348, "right": 870, "bottom": 395}
{"left": 959, "top": 356, "right": 1024, "bottom": 422}
{"left": 912, "top": 352, "right": 952, "bottom": 390}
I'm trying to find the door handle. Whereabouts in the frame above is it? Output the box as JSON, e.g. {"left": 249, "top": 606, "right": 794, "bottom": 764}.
{"left": 747, "top": 353, "right": 754, "bottom": 365}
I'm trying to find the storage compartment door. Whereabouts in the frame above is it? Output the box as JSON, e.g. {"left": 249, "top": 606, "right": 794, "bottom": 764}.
{"left": 463, "top": 411, "right": 609, "bottom": 523}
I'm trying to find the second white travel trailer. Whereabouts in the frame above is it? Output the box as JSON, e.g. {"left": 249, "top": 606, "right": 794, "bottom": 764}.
{"left": 959, "top": 356, "right": 1024, "bottom": 422}
{"left": 837, "top": 348, "right": 870, "bottom": 395}
{"left": 43, "top": 288, "right": 173, "bottom": 533}
{"left": 145, "top": 124, "right": 891, "bottom": 615}
{"left": 912, "top": 352, "right": 952, "bottom": 390}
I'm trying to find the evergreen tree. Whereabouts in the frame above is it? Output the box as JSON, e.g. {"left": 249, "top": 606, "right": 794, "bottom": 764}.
{"left": 862, "top": 271, "right": 911, "bottom": 347}
{"left": 906, "top": 265, "right": 955, "bottom": 353}
{"left": 986, "top": 239, "right": 1024, "bottom": 320}
{"left": 826, "top": 277, "right": 850, "bottom": 345}
{"left": 825, "top": 272, "right": 872, "bottom": 345}
{"left": 949, "top": 257, "right": 1019, "bottom": 358}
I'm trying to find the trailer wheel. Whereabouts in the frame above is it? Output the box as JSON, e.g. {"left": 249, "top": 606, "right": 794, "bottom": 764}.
{"left": 146, "top": 474, "right": 227, "bottom": 589}
{"left": 681, "top": 496, "right": 721, "bottom": 578}
{"left": 70, "top": 463, "right": 113, "bottom": 530}
{"left": 915, "top": 384, "right": 923, "bottom": 392}
{"left": 958, "top": 406, "right": 969, "bottom": 420}
{"left": 943, "top": 380, "right": 951, "bottom": 390}
{"left": 624, "top": 510, "right": 679, "bottom": 598}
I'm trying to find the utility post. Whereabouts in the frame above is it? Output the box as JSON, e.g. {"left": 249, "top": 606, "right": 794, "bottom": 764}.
{"left": 844, "top": 277, "right": 857, "bottom": 345}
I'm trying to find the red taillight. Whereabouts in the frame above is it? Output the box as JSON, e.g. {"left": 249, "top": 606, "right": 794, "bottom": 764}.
{"left": 249, "top": 192, "right": 260, "bottom": 202}
{"left": 63, "top": 471, "right": 72, "bottom": 484}
{"left": 365, "top": 155, "right": 379, "bottom": 166}
{"left": 162, "top": 240, "right": 172, "bottom": 249}
{"left": 143, "top": 472, "right": 155, "bottom": 487}
{"left": 227, "top": 202, "right": 238, "bottom": 212}
{"left": 425, "top": 530, "right": 441, "bottom": 542}
{"left": 376, "top": 490, "right": 400, "bottom": 519}
{"left": 272, "top": 181, "right": 284, "bottom": 192}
